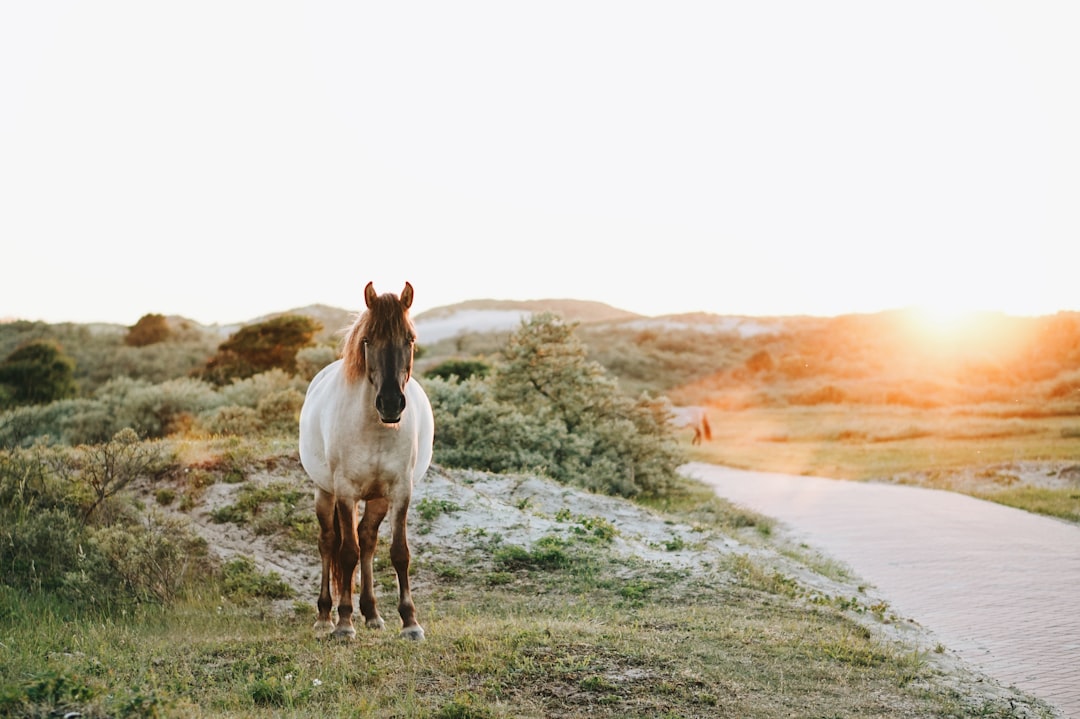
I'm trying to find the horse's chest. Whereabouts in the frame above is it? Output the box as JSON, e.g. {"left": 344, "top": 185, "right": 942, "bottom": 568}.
{"left": 331, "top": 431, "right": 414, "bottom": 499}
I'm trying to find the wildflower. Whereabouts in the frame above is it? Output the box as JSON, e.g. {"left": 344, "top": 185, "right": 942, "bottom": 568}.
{"left": 312, "top": 679, "right": 323, "bottom": 687}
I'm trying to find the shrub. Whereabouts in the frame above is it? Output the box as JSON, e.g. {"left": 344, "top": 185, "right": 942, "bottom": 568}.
{"left": 426, "top": 377, "right": 558, "bottom": 475}
{"left": 93, "top": 377, "right": 221, "bottom": 439}
{"left": 295, "top": 345, "right": 338, "bottom": 381}
{"left": 70, "top": 428, "right": 173, "bottom": 523}
{"left": 0, "top": 341, "right": 78, "bottom": 408}
{"left": 425, "top": 358, "right": 491, "bottom": 382}
{"left": 257, "top": 388, "right": 305, "bottom": 434}
{"left": 91, "top": 511, "right": 209, "bottom": 603}
{"left": 124, "top": 313, "right": 172, "bottom": 347}
{"left": 198, "top": 315, "right": 321, "bottom": 385}
{"left": 221, "top": 555, "right": 294, "bottom": 600}
{"left": 0, "top": 445, "right": 120, "bottom": 603}
{"left": 198, "top": 406, "right": 262, "bottom": 437}
{"left": 428, "top": 315, "right": 685, "bottom": 497}
{"left": 218, "top": 369, "right": 300, "bottom": 408}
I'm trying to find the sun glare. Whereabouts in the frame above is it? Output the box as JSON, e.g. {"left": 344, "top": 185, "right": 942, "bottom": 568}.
{"left": 903, "top": 302, "right": 1023, "bottom": 357}
{"left": 912, "top": 303, "right": 978, "bottom": 334}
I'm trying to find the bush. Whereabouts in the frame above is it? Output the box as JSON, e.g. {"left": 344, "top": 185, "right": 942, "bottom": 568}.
{"left": 221, "top": 555, "right": 294, "bottom": 601}
{"left": 427, "top": 377, "right": 565, "bottom": 475}
{"left": 73, "top": 428, "right": 174, "bottom": 523}
{"left": 94, "top": 377, "right": 221, "bottom": 439}
{"left": 91, "top": 511, "right": 209, "bottom": 604}
{"left": 0, "top": 341, "right": 77, "bottom": 408}
{"left": 257, "top": 388, "right": 305, "bottom": 434}
{"left": 0, "top": 444, "right": 121, "bottom": 603}
{"left": 124, "top": 313, "right": 172, "bottom": 347}
{"left": 198, "top": 406, "right": 262, "bottom": 437}
{"left": 428, "top": 315, "right": 685, "bottom": 497}
{"left": 198, "top": 315, "right": 321, "bottom": 385}
{"left": 425, "top": 358, "right": 491, "bottom": 382}
{"left": 218, "top": 369, "right": 300, "bottom": 408}
{"left": 295, "top": 345, "right": 338, "bottom": 381}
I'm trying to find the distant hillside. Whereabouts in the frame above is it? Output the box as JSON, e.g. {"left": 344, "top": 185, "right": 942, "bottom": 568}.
{"left": 250, "top": 304, "right": 356, "bottom": 343}
{"left": 407, "top": 299, "right": 639, "bottom": 344}
{"left": 415, "top": 298, "right": 641, "bottom": 324}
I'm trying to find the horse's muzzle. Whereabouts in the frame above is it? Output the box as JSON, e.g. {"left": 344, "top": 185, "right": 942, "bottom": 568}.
{"left": 375, "top": 391, "right": 406, "bottom": 424}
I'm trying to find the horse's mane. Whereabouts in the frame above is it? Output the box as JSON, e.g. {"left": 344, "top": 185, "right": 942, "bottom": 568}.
{"left": 340, "top": 292, "right": 415, "bottom": 383}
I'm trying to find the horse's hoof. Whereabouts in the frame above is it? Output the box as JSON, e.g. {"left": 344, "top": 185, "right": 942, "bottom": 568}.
{"left": 366, "top": 617, "right": 386, "bottom": 630}
{"left": 313, "top": 619, "right": 334, "bottom": 634}
{"left": 330, "top": 626, "right": 357, "bottom": 640}
{"left": 399, "top": 625, "right": 425, "bottom": 641}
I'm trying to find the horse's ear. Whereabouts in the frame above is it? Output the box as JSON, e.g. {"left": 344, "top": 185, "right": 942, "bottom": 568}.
{"left": 364, "top": 282, "right": 377, "bottom": 309}
{"left": 400, "top": 282, "right": 414, "bottom": 310}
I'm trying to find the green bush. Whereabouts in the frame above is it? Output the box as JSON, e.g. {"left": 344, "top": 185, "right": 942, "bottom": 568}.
{"left": 198, "top": 406, "right": 262, "bottom": 436}
{"left": 93, "top": 377, "right": 221, "bottom": 439}
{"left": 221, "top": 555, "right": 294, "bottom": 601}
{"left": 427, "top": 315, "right": 684, "bottom": 497}
{"left": 295, "top": 345, "right": 338, "bottom": 381}
{"left": 218, "top": 369, "right": 300, "bottom": 408}
{"left": 0, "top": 340, "right": 78, "bottom": 408}
{"left": 91, "top": 511, "right": 209, "bottom": 604}
{"left": 425, "top": 358, "right": 491, "bottom": 382}
{"left": 257, "top": 388, "right": 305, "bottom": 434}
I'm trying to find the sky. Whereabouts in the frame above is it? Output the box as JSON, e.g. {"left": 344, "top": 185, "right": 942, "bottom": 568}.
{"left": 2, "top": 1, "right": 1078, "bottom": 326}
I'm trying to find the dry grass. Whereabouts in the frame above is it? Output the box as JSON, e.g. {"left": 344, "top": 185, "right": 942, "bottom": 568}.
{"left": 682, "top": 405, "right": 1080, "bottom": 522}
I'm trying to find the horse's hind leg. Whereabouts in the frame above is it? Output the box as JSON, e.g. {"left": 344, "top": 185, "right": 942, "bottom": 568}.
{"left": 357, "top": 497, "right": 389, "bottom": 630}
{"left": 313, "top": 489, "right": 336, "bottom": 634}
{"left": 390, "top": 501, "right": 424, "bottom": 641}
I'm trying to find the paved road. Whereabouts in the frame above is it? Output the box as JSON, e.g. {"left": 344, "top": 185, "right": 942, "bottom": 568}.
{"left": 682, "top": 463, "right": 1080, "bottom": 719}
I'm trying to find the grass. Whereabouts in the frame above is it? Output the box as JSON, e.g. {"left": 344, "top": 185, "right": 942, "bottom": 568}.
{"left": 0, "top": 431, "right": 1062, "bottom": 718}
{"left": 969, "top": 485, "right": 1080, "bottom": 523}
{"left": 685, "top": 405, "right": 1080, "bottom": 522}
{"left": 0, "top": 558, "right": 1037, "bottom": 719}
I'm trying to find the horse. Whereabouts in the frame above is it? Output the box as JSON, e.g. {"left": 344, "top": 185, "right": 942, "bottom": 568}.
{"left": 669, "top": 405, "right": 712, "bottom": 445}
{"left": 298, "top": 282, "right": 435, "bottom": 640}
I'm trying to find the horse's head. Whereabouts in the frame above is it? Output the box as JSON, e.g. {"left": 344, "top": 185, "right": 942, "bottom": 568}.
{"left": 343, "top": 282, "right": 417, "bottom": 424}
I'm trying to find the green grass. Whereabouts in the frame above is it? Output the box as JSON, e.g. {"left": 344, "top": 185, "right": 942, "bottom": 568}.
{"left": 1, "top": 564, "right": 1038, "bottom": 719}
{"left": 970, "top": 485, "right": 1080, "bottom": 523}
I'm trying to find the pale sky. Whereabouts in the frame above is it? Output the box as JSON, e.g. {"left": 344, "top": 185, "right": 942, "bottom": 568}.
{"left": 2, "top": 2, "right": 1077, "bottom": 326}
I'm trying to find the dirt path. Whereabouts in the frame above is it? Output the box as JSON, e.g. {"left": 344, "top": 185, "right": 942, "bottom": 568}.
{"left": 684, "top": 463, "right": 1080, "bottom": 719}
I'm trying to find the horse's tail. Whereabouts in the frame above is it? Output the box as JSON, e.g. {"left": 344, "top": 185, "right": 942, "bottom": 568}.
{"left": 701, "top": 412, "right": 712, "bottom": 441}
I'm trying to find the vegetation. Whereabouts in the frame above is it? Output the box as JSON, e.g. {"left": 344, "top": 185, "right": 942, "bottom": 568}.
{"left": 428, "top": 314, "right": 684, "bottom": 497}
{"left": 198, "top": 315, "right": 322, "bottom": 385}
{"left": 0, "top": 303, "right": 1065, "bottom": 717}
{"left": 125, "top": 313, "right": 173, "bottom": 347}
{"left": 0, "top": 340, "right": 78, "bottom": 408}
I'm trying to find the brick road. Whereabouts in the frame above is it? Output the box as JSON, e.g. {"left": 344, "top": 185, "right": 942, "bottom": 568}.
{"left": 683, "top": 463, "right": 1080, "bottom": 718}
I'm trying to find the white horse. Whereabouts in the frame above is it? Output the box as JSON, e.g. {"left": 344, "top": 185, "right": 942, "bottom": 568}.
{"left": 299, "top": 282, "right": 434, "bottom": 640}
{"left": 669, "top": 405, "right": 712, "bottom": 445}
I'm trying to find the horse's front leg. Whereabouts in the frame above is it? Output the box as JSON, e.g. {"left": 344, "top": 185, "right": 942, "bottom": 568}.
{"left": 331, "top": 498, "right": 360, "bottom": 639}
{"left": 313, "top": 489, "right": 336, "bottom": 634}
{"left": 390, "top": 500, "right": 425, "bottom": 640}
{"left": 357, "top": 497, "right": 389, "bottom": 630}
